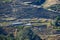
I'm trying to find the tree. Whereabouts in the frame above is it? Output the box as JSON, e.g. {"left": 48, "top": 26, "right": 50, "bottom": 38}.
{"left": 16, "top": 26, "right": 42, "bottom": 40}
{"left": 55, "top": 16, "right": 60, "bottom": 26}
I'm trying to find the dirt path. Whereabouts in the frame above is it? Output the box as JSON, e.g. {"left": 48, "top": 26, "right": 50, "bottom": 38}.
{"left": 42, "top": 0, "right": 59, "bottom": 8}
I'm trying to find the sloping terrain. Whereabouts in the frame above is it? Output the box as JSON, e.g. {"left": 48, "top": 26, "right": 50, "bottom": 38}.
{"left": 0, "top": 0, "right": 60, "bottom": 40}
{"left": 42, "top": 0, "right": 59, "bottom": 8}
{"left": 0, "top": 3, "right": 60, "bottom": 20}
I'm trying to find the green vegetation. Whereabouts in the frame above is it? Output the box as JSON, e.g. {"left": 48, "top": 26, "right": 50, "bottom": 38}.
{"left": 16, "top": 26, "right": 41, "bottom": 40}
{"left": 55, "top": 16, "right": 60, "bottom": 26}
{"left": 0, "top": 0, "right": 12, "bottom": 3}
{"left": 52, "top": 16, "right": 60, "bottom": 30}
{"left": 52, "top": 16, "right": 60, "bottom": 26}
{"left": 56, "top": 16, "right": 60, "bottom": 20}
{"left": 47, "top": 4, "right": 60, "bottom": 12}
{"left": 0, "top": 34, "right": 14, "bottom": 40}
{"left": 53, "top": 27, "right": 60, "bottom": 30}
{"left": 0, "top": 26, "right": 42, "bottom": 40}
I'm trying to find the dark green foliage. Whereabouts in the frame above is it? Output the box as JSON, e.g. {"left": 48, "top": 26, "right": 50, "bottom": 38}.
{"left": 0, "top": 34, "right": 14, "bottom": 40}
{"left": 54, "top": 16, "right": 60, "bottom": 26}
{"left": 0, "top": 26, "right": 42, "bottom": 40}
{"left": 0, "top": 35, "right": 6, "bottom": 40}
{"left": 16, "top": 26, "right": 24, "bottom": 30}
{"left": 16, "top": 26, "right": 42, "bottom": 40}
{"left": 56, "top": 16, "right": 60, "bottom": 20}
